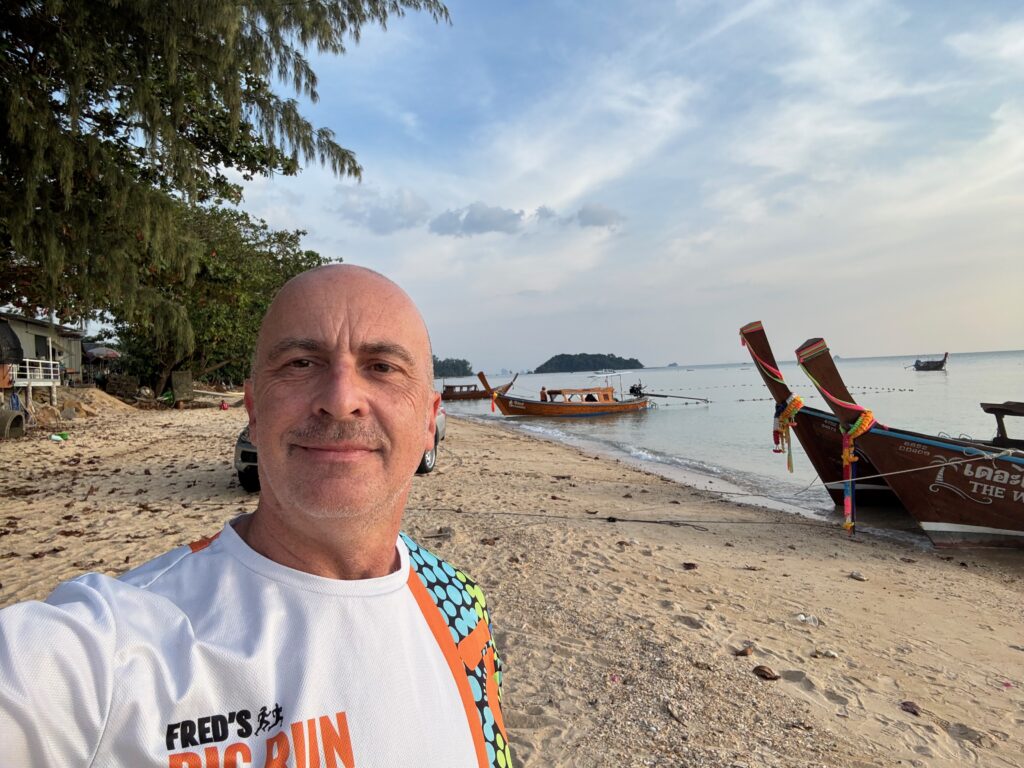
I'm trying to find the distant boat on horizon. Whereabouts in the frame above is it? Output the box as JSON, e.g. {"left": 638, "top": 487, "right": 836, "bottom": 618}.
{"left": 909, "top": 352, "right": 949, "bottom": 372}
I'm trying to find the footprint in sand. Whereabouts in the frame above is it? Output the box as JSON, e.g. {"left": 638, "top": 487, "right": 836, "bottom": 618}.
{"left": 674, "top": 614, "right": 707, "bottom": 630}
{"left": 946, "top": 722, "right": 994, "bottom": 748}
{"left": 780, "top": 669, "right": 819, "bottom": 692}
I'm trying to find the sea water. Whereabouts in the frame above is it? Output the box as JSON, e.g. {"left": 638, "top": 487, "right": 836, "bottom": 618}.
{"left": 439, "top": 350, "right": 1024, "bottom": 532}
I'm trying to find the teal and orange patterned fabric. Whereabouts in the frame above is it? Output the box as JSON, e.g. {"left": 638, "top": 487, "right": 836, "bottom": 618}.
{"left": 402, "top": 533, "right": 513, "bottom": 768}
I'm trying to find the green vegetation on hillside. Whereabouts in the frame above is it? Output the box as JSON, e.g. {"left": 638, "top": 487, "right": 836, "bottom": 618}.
{"left": 433, "top": 356, "right": 473, "bottom": 378}
{"left": 535, "top": 353, "right": 643, "bottom": 374}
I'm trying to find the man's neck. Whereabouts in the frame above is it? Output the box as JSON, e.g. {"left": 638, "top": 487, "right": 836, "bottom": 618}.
{"left": 233, "top": 508, "right": 402, "bottom": 580}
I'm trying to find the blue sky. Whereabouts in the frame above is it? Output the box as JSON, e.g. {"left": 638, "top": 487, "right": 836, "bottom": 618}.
{"left": 238, "top": 0, "right": 1024, "bottom": 371}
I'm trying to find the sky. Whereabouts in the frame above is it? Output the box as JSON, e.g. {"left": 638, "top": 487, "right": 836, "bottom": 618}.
{"left": 237, "top": 0, "right": 1024, "bottom": 372}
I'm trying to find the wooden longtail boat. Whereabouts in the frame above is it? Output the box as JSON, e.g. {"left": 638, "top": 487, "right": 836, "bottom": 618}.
{"left": 911, "top": 352, "right": 948, "bottom": 372}
{"left": 739, "top": 322, "right": 899, "bottom": 508}
{"left": 477, "top": 372, "right": 650, "bottom": 417}
{"left": 796, "top": 337, "right": 1024, "bottom": 548}
{"left": 441, "top": 374, "right": 517, "bottom": 402}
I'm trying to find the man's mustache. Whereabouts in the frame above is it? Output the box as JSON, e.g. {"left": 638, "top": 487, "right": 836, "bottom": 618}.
{"left": 288, "top": 418, "right": 389, "bottom": 449}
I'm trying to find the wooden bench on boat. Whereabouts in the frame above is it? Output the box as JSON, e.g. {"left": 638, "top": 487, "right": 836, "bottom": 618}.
{"left": 980, "top": 401, "right": 1024, "bottom": 449}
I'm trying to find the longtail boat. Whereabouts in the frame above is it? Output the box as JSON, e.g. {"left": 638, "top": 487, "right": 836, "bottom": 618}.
{"left": 796, "top": 337, "right": 1024, "bottom": 548}
{"left": 441, "top": 374, "right": 517, "bottom": 402}
{"left": 477, "top": 372, "right": 650, "bottom": 417}
{"left": 911, "top": 352, "right": 948, "bottom": 372}
{"left": 739, "top": 322, "right": 899, "bottom": 508}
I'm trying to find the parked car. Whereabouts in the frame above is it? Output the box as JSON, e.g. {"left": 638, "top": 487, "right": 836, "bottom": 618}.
{"left": 234, "top": 405, "right": 447, "bottom": 492}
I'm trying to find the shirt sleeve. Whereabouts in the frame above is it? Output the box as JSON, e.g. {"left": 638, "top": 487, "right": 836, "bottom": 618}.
{"left": 0, "top": 579, "right": 117, "bottom": 768}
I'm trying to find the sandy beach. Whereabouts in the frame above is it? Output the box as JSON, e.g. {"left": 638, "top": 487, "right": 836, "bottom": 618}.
{"left": 1, "top": 393, "right": 1022, "bottom": 768}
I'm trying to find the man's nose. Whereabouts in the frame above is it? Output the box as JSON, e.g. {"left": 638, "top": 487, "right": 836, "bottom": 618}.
{"left": 314, "top": 362, "right": 370, "bottom": 418}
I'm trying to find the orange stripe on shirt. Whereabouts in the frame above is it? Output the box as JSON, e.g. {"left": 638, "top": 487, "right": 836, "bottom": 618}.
{"left": 188, "top": 532, "right": 221, "bottom": 553}
{"left": 406, "top": 569, "right": 488, "bottom": 768}
{"left": 457, "top": 617, "right": 491, "bottom": 670}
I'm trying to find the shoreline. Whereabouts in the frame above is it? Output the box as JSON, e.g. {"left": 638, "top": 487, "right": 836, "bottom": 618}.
{"left": 1, "top": 402, "right": 1022, "bottom": 767}
{"left": 456, "top": 411, "right": 931, "bottom": 549}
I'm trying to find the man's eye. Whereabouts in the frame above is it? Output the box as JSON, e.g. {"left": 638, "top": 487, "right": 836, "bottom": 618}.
{"left": 370, "top": 362, "right": 395, "bottom": 373}
{"left": 287, "top": 359, "right": 313, "bottom": 368}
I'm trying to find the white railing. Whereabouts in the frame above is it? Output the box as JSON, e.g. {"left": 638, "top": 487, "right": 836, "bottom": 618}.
{"left": 11, "top": 358, "right": 60, "bottom": 385}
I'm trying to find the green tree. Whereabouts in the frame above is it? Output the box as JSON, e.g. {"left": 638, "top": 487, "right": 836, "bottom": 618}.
{"left": 432, "top": 356, "right": 473, "bottom": 378}
{"left": 0, "top": 0, "right": 449, "bottom": 330}
{"left": 115, "top": 205, "right": 328, "bottom": 395}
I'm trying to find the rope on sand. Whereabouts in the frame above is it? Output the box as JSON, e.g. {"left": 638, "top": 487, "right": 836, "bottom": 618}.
{"left": 407, "top": 506, "right": 840, "bottom": 530}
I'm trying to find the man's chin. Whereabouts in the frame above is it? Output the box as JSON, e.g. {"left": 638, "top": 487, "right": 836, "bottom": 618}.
{"left": 269, "top": 479, "right": 408, "bottom": 521}
{"left": 258, "top": 469, "right": 413, "bottom": 522}
{"left": 282, "top": 492, "right": 385, "bottom": 520}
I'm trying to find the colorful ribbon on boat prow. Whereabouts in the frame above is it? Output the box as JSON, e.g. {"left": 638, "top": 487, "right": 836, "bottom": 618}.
{"left": 739, "top": 323, "right": 788, "bottom": 386}
{"left": 490, "top": 391, "right": 497, "bottom": 413}
{"left": 839, "top": 409, "right": 875, "bottom": 533}
{"left": 773, "top": 394, "right": 804, "bottom": 472}
{"left": 740, "top": 323, "right": 803, "bottom": 471}
{"left": 796, "top": 340, "right": 880, "bottom": 535}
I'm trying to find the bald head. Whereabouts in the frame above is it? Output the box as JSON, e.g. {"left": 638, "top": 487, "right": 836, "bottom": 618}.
{"left": 254, "top": 264, "right": 434, "bottom": 387}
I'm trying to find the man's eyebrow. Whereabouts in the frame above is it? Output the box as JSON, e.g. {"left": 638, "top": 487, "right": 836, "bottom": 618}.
{"left": 265, "top": 338, "right": 323, "bottom": 361}
{"left": 360, "top": 342, "right": 417, "bottom": 368}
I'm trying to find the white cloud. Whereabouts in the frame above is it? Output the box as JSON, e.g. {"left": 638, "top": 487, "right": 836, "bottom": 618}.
{"left": 335, "top": 185, "right": 432, "bottom": 235}
{"left": 948, "top": 20, "right": 1024, "bottom": 71}
{"left": 429, "top": 202, "right": 524, "bottom": 237}
{"left": 771, "top": 1, "right": 945, "bottom": 105}
{"left": 733, "top": 99, "right": 889, "bottom": 180}
{"left": 681, "top": 0, "right": 779, "bottom": 51}
{"left": 477, "top": 60, "right": 698, "bottom": 211}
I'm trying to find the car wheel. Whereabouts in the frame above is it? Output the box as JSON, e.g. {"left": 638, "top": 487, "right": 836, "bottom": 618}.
{"left": 238, "top": 467, "right": 261, "bottom": 492}
{"left": 416, "top": 434, "right": 438, "bottom": 475}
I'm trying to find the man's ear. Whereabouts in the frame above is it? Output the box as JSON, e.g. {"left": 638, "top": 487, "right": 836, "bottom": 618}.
{"left": 424, "top": 390, "right": 441, "bottom": 452}
{"left": 243, "top": 378, "right": 257, "bottom": 445}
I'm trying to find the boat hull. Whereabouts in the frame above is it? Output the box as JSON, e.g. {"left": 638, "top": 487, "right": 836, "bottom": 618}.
{"left": 847, "top": 427, "right": 1024, "bottom": 547}
{"left": 494, "top": 395, "right": 650, "bottom": 417}
{"left": 797, "top": 337, "right": 1024, "bottom": 548}
{"left": 442, "top": 376, "right": 516, "bottom": 401}
{"left": 793, "top": 407, "right": 903, "bottom": 507}
{"left": 441, "top": 389, "right": 489, "bottom": 401}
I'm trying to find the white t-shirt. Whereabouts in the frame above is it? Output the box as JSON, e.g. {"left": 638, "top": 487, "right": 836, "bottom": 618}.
{"left": 0, "top": 518, "right": 492, "bottom": 767}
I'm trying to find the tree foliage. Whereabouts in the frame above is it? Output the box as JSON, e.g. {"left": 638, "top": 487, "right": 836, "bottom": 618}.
{"left": 534, "top": 353, "right": 644, "bottom": 374}
{"left": 115, "top": 205, "right": 328, "bottom": 394}
{"left": 0, "top": 0, "right": 449, "bottom": 325}
{"left": 432, "top": 355, "right": 472, "bottom": 378}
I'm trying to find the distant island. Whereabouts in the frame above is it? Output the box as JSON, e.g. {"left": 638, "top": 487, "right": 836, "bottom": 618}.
{"left": 535, "top": 353, "right": 644, "bottom": 374}
{"left": 667, "top": 362, "right": 679, "bottom": 367}
{"left": 433, "top": 355, "right": 472, "bottom": 377}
